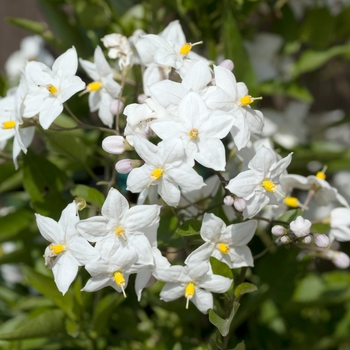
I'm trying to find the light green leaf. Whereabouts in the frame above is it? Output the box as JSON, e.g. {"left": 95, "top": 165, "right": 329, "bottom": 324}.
{"left": 175, "top": 219, "right": 202, "bottom": 236}
{"left": 22, "top": 266, "right": 76, "bottom": 320}
{"left": 234, "top": 282, "right": 257, "bottom": 299}
{"left": 208, "top": 302, "right": 240, "bottom": 337}
{"left": 210, "top": 256, "right": 233, "bottom": 280}
{"left": 0, "top": 309, "right": 65, "bottom": 340}
{"left": 70, "top": 184, "right": 105, "bottom": 209}
{"left": 277, "top": 209, "right": 303, "bottom": 224}
{"left": 65, "top": 318, "right": 80, "bottom": 338}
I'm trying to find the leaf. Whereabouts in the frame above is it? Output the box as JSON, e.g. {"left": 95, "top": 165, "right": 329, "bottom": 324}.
{"left": 70, "top": 185, "right": 105, "bottom": 209}
{"left": 0, "top": 309, "right": 65, "bottom": 340}
{"left": 0, "top": 161, "right": 23, "bottom": 193}
{"left": 210, "top": 256, "right": 233, "bottom": 280}
{"left": 75, "top": 0, "right": 111, "bottom": 29}
{"left": 22, "top": 266, "right": 76, "bottom": 320}
{"left": 175, "top": 219, "right": 202, "bottom": 236}
{"left": 65, "top": 318, "right": 80, "bottom": 338}
{"left": 0, "top": 247, "right": 31, "bottom": 265}
{"left": 234, "top": 282, "right": 257, "bottom": 299}
{"left": 277, "top": 209, "right": 303, "bottom": 224}
{"left": 208, "top": 302, "right": 240, "bottom": 337}
{"left": 229, "top": 341, "right": 245, "bottom": 350}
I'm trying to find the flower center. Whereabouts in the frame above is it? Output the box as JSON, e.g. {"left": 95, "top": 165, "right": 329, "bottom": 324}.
{"left": 2, "top": 120, "right": 16, "bottom": 129}
{"left": 239, "top": 95, "right": 262, "bottom": 107}
{"left": 284, "top": 197, "right": 299, "bottom": 208}
{"left": 87, "top": 81, "right": 102, "bottom": 92}
{"left": 262, "top": 180, "right": 277, "bottom": 193}
{"left": 184, "top": 282, "right": 195, "bottom": 309}
{"left": 114, "top": 271, "right": 127, "bottom": 297}
{"left": 179, "top": 41, "right": 203, "bottom": 55}
{"left": 189, "top": 128, "right": 199, "bottom": 139}
{"left": 49, "top": 244, "right": 65, "bottom": 255}
{"left": 150, "top": 168, "right": 163, "bottom": 181}
{"left": 115, "top": 227, "right": 126, "bottom": 241}
{"left": 218, "top": 243, "right": 230, "bottom": 254}
{"left": 47, "top": 84, "right": 58, "bottom": 94}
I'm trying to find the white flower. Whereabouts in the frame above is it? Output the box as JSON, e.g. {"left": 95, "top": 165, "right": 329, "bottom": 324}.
{"left": 185, "top": 213, "right": 257, "bottom": 268}
{"left": 79, "top": 46, "right": 121, "bottom": 127}
{"left": 126, "top": 136, "right": 205, "bottom": 207}
{"left": 35, "top": 202, "right": 100, "bottom": 295}
{"left": 154, "top": 261, "right": 232, "bottom": 314}
{"left": 24, "top": 47, "right": 85, "bottom": 129}
{"left": 329, "top": 207, "right": 350, "bottom": 242}
{"left": 289, "top": 216, "right": 311, "bottom": 238}
{"left": 226, "top": 146, "right": 293, "bottom": 219}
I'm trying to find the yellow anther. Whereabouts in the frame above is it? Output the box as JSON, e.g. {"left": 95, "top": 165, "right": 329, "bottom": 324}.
{"left": 114, "top": 271, "right": 127, "bottom": 297}
{"left": 218, "top": 243, "right": 230, "bottom": 254}
{"left": 262, "top": 180, "right": 277, "bottom": 193}
{"left": 87, "top": 81, "right": 102, "bottom": 92}
{"left": 47, "top": 84, "right": 58, "bottom": 94}
{"left": 179, "top": 41, "right": 203, "bottom": 55}
{"left": 184, "top": 282, "right": 195, "bottom": 309}
{"left": 239, "top": 95, "right": 262, "bottom": 107}
{"left": 189, "top": 128, "right": 199, "bottom": 139}
{"left": 150, "top": 168, "right": 163, "bottom": 181}
{"left": 284, "top": 197, "right": 300, "bottom": 208}
{"left": 115, "top": 227, "right": 126, "bottom": 241}
{"left": 49, "top": 244, "right": 65, "bottom": 255}
{"left": 316, "top": 171, "right": 326, "bottom": 181}
{"left": 2, "top": 120, "right": 16, "bottom": 129}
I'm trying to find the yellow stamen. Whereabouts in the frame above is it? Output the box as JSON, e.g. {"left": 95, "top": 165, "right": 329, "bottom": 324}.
{"left": 262, "top": 180, "right": 277, "bottom": 193}
{"left": 49, "top": 244, "right": 65, "bottom": 255}
{"left": 189, "top": 128, "right": 199, "bottom": 139}
{"left": 218, "top": 243, "right": 230, "bottom": 254}
{"left": 316, "top": 168, "right": 327, "bottom": 180}
{"left": 184, "top": 282, "right": 195, "bottom": 309}
{"left": 114, "top": 271, "right": 127, "bottom": 298}
{"left": 150, "top": 168, "right": 163, "bottom": 181}
{"left": 87, "top": 81, "right": 102, "bottom": 92}
{"left": 2, "top": 120, "right": 16, "bottom": 129}
{"left": 179, "top": 41, "right": 203, "bottom": 55}
{"left": 284, "top": 197, "right": 299, "bottom": 208}
{"left": 239, "top": 95, "right": 263, "bottom": 107}
{"left": 47, "top": 84, "right": 58, "bottom": 94}
{"left": 115, "top": 227, "right": 126, "bottom": 241}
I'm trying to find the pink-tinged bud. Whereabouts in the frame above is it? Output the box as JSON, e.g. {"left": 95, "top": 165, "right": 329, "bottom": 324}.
{"left": 271, "top": 225, "right": 286, "bottom": 236}
{"left": 102, "top": 135, "right": 126, "bottom": 154}
{"left": 218, "top": 59, "right": 234, "bottom": 71}
{"left": 115, "top": 159, "right": 142, "bottom": 174}
{"left": 137, "top": 94, "right": 147, "bottom": 104}
{"left": 223, "top": 195, "right": 234, "bottom": 206}
{"left": 280, "top": 235, "right": 291, "bottom": 244}
{"left": 109, "top": 99, "right": 125, "bottom": 115}
{"left": 327, "top": 251, "right": 350, "bottom": 269}
{"left": 302, "top": 235, "right": 312, "bottom": 244}
{"left": 314, "top": 234, "right": 330, "bottom": 248}
{"left": 234, "top": 198, "right": 247, "bottom": 211}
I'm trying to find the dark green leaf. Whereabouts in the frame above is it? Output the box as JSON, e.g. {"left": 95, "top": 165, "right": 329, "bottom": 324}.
{"left": 234, "top": 282, "right": 257, "bottom": 298}
{"left": 70, "top": 184, "right": 105, "bottom": 209}
{"left": 0, "top": 161, "right": 23, "bottom": 193}
{"left": 210, "top": 256, "right": 233, "bottom": 280}
{"left": 75, "top": 1, "right": 111, "bottom": 29}
{"left": 175, "top": 219, "right": 202, "bottom": 236}
{"left": 208, "top": 302, "right": 240, "bottom": 337}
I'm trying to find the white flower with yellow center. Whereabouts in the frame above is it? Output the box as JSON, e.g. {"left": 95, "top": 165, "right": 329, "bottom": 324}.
{"left": 226, "top": 146, "right": 293, "bottom": 219}
{"left": 150, "top": 92, "right": 234, "bottom": 171}
{"left": 79, "top": 46, "right": 121, "bottom": 128}
{"left": 35, "top": 202, "right": 100, "bottom": 295}
{"left": 185, "top": 213, "right": 257, "bottom": 268}
{"left": 153, "top": 261, "right": 232, "bottom": 314}
{"left": 23, "top": 47, "right": 85, "bottom": 129}
{"left": 126, "top": 136, "right": 205, "bottom": 207}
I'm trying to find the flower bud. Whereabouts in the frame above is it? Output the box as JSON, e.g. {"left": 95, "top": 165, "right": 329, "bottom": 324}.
{"left": 218, "top": 59, "right": 234, "bottom": 71}
{"left": 302, "top": 235, "right": 312, "bottom": 244}
{"left": 109, "top": 99, "right": 124, "bottom": 115}
{"left": 280, "top": 235, "right": 291, "bottom": 244}
{"left": 102, "top": 135, "right": 132, "bottom": 155}
{"left": 327, "top": 251, "right": 350, "bottom": 269}
{"left": 234, "top": 198, "right": 246, "bottom": 211}
{"left": 314, "top": 234, "right": 330, "bottom": 248}
{"left": 271, "top": 225, "right": 286, "bottom": 236}
{"left": 290, "top": 216, "right": 311, "bottom": 238}
{"left": 137, "top": 94, "right": 147, "bottom": 104}
{"left": 115, "top": 159, "right": 143, "bottom": 174}
{"left": 223, "top": 195, "right": 234, "bottom": 206}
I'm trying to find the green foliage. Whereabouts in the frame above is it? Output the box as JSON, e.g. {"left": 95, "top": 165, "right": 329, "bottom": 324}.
{"left": 175, "top": 219, "right": 202, "bottom": 236}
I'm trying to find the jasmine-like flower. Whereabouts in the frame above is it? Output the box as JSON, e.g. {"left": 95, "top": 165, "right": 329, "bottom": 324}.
{"left": 289, "top": 216, "right": 311, "bottom": 238}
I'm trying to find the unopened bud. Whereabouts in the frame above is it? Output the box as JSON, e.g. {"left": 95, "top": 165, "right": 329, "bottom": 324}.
{"left": 280, "top": 235, "right": 291, "bottom": 244}
{"left": 290, "top": 216, "right": 311, "bottom": 238}
{"left": 75, "top": 197, "right": 86, "bottom": 211}
{"left": 102, "top": 135, "right": 131, "bottom": 155}
{"left": 271, "top": 225, "right": 287, "bottom": 236}
{"left": 223, "top": 195, "right": 234, "bottom": 206}
{"left": 110, "top": 99, "right": 124, "bottom": 115}
{"left": 115, "top": 159, "right": 142, "bottom": 174}
{"left": 302, "top": 235, "right": 312, "bottom": 244}
{"left": 218, "top": 59, "right": 234, "bottom": 71}
{"left": 137, "top": 94, "right": 147, "bottom": 104}
{"left": 327, "top": 251, "right": 350, "bottom": 269}
{"left": 234, "top": 198, "right": 246, "bottom": 211}
{"left": 314, "top": 234, "right": 330, "bottom": 248}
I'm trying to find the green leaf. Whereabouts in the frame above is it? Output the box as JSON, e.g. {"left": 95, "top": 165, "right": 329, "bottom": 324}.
{"left": 70, "top": 184, "right": 105, "bottom": 209}
{"left": 0, "top": 309, "right": 65, "bottom": 340}
{"left": 210, "top": 256, "right": 233, "bottom": 280}
{"left": 22, "top": 266, "right": 76, "bottom": 320}
{"left": 65, "top": 318, "right": 80, "bottom": 338}
{"left": 230, "top": 341, "right": 245, "bottom": 350}
{"left": 277, "top": 209, "right": 303, "bottom": 224}
{"left": 75, "top": 0, "right": 111, "bottom": 29}
{"left": 0, "top": 161, "right": 23, "bottom": 193}
{"left": 175, "top": 219, "right": 202, "bottom": 236}
{"left": 0, "top": 247, "right": 31, "bottom": 265}
{"left": 208, "top": 302, "right": 240, "bottom": 337}
{"left": 234, "top": 282, "right": 257, "bottom": 299}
